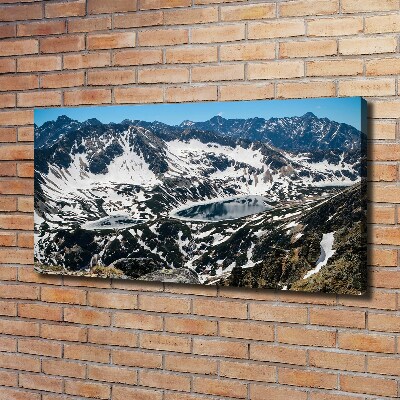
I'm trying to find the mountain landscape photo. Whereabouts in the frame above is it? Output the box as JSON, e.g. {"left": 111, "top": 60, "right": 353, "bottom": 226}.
{"left": 34, "top": 98, "right": 367, "bottom": 295}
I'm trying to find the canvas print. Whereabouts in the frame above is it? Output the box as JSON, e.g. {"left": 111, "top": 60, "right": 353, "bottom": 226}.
{"left": 34, "top": 97, "right": 367, "bottom": 295}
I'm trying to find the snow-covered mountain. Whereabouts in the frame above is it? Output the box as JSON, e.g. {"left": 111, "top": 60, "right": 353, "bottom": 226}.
{"left": 34, "top": 113, "right": 366, "bottom": 294}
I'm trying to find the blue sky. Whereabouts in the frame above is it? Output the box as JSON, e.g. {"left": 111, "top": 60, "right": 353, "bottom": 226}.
{"left": 35, "top": 97, "right": 363, "bottom": 130}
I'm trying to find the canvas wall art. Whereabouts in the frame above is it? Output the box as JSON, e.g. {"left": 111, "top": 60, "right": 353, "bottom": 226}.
{"left": 34, "top": 97, "right": 367, "bottom": 294}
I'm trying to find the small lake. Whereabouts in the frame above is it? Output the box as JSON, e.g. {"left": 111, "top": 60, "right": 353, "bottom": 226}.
{"left": 171, "top": 195, "right": 272, "bottom": 222}
{"left": 82, "top": 214, "right": 146, "bottom": 231}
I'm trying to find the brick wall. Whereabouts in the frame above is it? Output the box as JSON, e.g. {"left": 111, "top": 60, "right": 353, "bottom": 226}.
{"left": 0, "top": 0, "right": 399, "bottom": 399}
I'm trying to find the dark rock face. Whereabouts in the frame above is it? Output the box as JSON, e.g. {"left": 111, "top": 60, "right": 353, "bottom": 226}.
{"left": 139, "top": 268, "right": 200, "bottom": 284}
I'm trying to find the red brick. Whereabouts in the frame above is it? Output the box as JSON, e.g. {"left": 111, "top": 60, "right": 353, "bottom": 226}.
{"left": 0, "top": 265, "right": 17, "bottom": 280}
{"left": 0, "top": 93, "right": 15, "bottom": 108}
{"left": 64, "top": 307, "right": 111, "bottom": 326}
{"left": 0, "top": 215, "right": 33, "bottom": 232}
{"left": 88, "top": 291, "right": 137, "bottom": 309}
{"left": 0, "top": 370, "right": 17, "bottom": 387}
{"left": 248, "top": 20, "right": 305, "bottom": 39}
{"left": 138, "top": 28, "right": 188, "bottom": 46}
{"left": 280, "top": 0, "right": 338, "bottom": 16}
{"left": 41, "top": 323, "right": 87, "bottom": 342}
{"left": 0, "top": 318, "right": 39, "bottom": 337}
{"left": 41, "top": 286, "right": 86, "bottom": 305}
{"left": 164, "top": 7, "right": 218, "bottom": 25}
{"left": 340, "top": 374, "right": 397, "bottom": 397}
{"left": 40, "top": 35, "right": 85, "bottom": 53}
{"left": 0, "top": 24, "right": 16, "bottom": 39}
{"left": 68, "top": 16, "right": 111, "bottom": 33}
{"left": 0, "top": 232, "right": 16, "bottom": 246}
{"left": 0, "top": 337, "right": 16, "bottom": 352}
{"left": 219, "top": 83, "right": 274, "bottom": 101}
{"left": 165, "top": 316, "right": 217, "bottom": 335}
{"left": 64, "top": 343, "right": 109, "bottom": 363}
{"left": 18, "top": 91, "right": 62, "bottom": 107}
{"left": 45, "top": 0, "right": 86, "bottom": 18}
{"left": 279, "top": 367, "right": 337, "bottom": 389}
{"left": 219, "top": 320, "right": 274, "bottom": 341}
{"left": 112, "top": 348, "right": 162, "bottom": 368}
{"left": 64, "top": 53, "right": 111, "bottom": 69}
{"left": 251, "top": 384, "right": 307, "bottom": 400}
{"left": 41, "top": 71, "right": 85, "bottom": 88}
{"left": 139, "top": 294, "right": 191, "bottom": 313}
{"left": 164, "top": 354, "right": 217, "bottom": 375}
{"left": 0, "top": 300, "right": 17, "bottom": 316}
{"left": 250, "top": 343, "right": 307, "bottom": 366}
{"left": 0, "top": 197, "right": 17, "bottom": 211}
{"left": 310, "top": 308, "right": 365, "bottom": 328}
{"left": 18, "top": 197, "right": 34, "bottom": 212}
{"left": 0, "top": 164, "right": 16, "bottom": 178}
{"left": 18, "top": 338, "right": 62, "bottom": 357}
{"left": 368, "top": 313, "right": 400, "bottom": 332}
{"left": 140, "top": 333, "right": 191, "bottom": 353}
{"left": 368, "top": 355, "right": 400, "bottom": 376}
{"left": 0, "top": 352, "right": 40, "bottom": 372}
{"left": 113, "top": 49, "right": 162, "bottom": 66}
{"left": 114, "top": 87, "right": 163, "bottom": 104}
{"left": 342, "top": 0, "right": 398, "bottom": 13}
{"left": 193, "top": 338, "right": 248, "bottom": 359}
{"left": 140, "top": 370, "right": 191, "bottom": 392}
{"left": 138, "top": 67, "right": 189, "bottom": 83}
{"left": 42, "top": 359, "right": 86, "bottom": 379}
{"left": 114, "top": 11, "right": 163, "bottom": 28}
{"left": 221, "top": 42, "right": 275, "bottom": 61}
{"left": 0, "top": 59, "right": 15, "bottom": 74}
{"left": 310, "top": 350, "right": 365, "bottom": 372}
{"left": 192, "top": 24, "right": 244, "bottom": 43}
{"left": 165, "top": 86, "right": 217, "bottom": 102}
{"left": 0, "top": 127, "right": 16, "bottom": 142}
{"left": 192, "top": 376, "right": 247, "bottom": 398}
{"left": 88, "top": 69, "right": 136, "bottom": 86}
{"left": 89, "top": 364, "right": 137, "bottom": 384}
{"left": 140, "top": 0, "right": 191, "bottom": 10}
{"left": 193, "top": 298, "right": 247, "bottom": 319}
{"left": 88, "top": 0, "right": 137, "bottom": 14}
{"left": 0, "top": 74, "right": 38, "bottom": 91}
{"left": 0, "top": 388, "right": 40, "bottom": 400}
{"left": 0, "top": 3, "right": 42, "bottom": 22}
{"left": 64, "top": 89, "right": 111, "bottom": 105}
{"left": 65, "top": 380, "right": 111, "bottom": 400}
{"left": 19, "top": 373, "right": 63, "bottom": 394}
{"left": 17, "top": 163, "right": 33, "bottom": 178}
{"left": 88, "top": 327, "right": 138, "bottom": 347}
{"left": 17, "top": 21, "right": 65, "bottom": 37}
{"left": 277, "top": 326, "right": 336, "bottom": 347}
{"left": 166, "top": 46, "right": 217, "bottom": 64}
{"left": 222, "top": 3, "right": 275, "bottom": 21}
{"left": 192, "top": 64, "right": 244, "bottom": 82}
{"left": 0, "top": 110, "right": 33, "bottom": 125}
{"left": 250, "top": 303, "right": 307, "bottom": 324}
{"left": 113, "top": 386, "right": 162, "bottom": 400}
{"left": 87, "top": 32, "right": 136, "bottom": 50}
{"left": 114, "top": 311, "right": 163, "bottom": 330}
{"left": 220, "top": 360, "right": 275, "bottom": 382}
{"left": 17, "top": 55, "right": 61, "bottom": 72}
{"left": 18, "top": 303, "right": 62, "bottom": 321}
{"left": 339, "top": 331, "right": 395, "bottom": 353}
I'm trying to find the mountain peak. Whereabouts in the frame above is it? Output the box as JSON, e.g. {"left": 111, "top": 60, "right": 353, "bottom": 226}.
{"left": 303, "top": 112, "right": 317, "bottom": 119}
{"left": 180, "top": 120, "right": 195, "bottom": 127}
{"left": 210, "top": 115, "right": 225, "bottom": 121}
{"left": 56, "top": 115, "right": 73, "bottom": 124}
